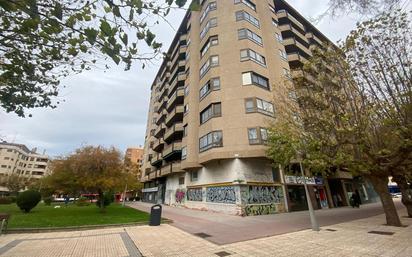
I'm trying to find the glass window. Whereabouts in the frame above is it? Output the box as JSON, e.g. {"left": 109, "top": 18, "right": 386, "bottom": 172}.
{"left": 181, "top": 146, "right": 187, "bottom": 160}
{"left": 240, "top": 49, "right": 266, "bottom": 66}
{"left": 200, "top": 18, "right": 218, "bottom": 40}
{"left": 248, "top": 127, "right": 268, "bottom": 145}
{"left": 238, "top": 28, "right": 262, "bottom": 46}
{"left": 245, "top": 97, "right": 275, "bottom": 116}
{"left": 199, "top": 131, "right": 223, "bottom": 152}
{"left": 200, "top": 35, "right": 218, "bottom": 57}
{"left": 242, "top": 72, "right": 269, "bottom": 90}
{"left": 235, "top": 10, "right": 260, "bottom": 28}
{"left": 200, "top": 103, "right": 222, "bottom": 124}
{"left": 200, "top": 1, "right": 217, "bottom": 24}
{"left": 234, "top": 0, "right": 256, "bottom": 11}
{"left": 191, "top": 171, "right": 198, "bottom": 181}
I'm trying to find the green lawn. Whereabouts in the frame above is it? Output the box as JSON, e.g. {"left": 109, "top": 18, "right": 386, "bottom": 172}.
{"left": 0, "top": 203, "right": 150, "bottom": 229}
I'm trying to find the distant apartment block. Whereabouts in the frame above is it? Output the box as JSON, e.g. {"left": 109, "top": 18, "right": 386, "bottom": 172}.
{"left": 140, "top": 0, "right": 378, "bottom": 215}
{"left": 125, "top": 147, "right": 144, "bottom": 180}
{"left": 0, "top": 142, "right": 51, "bottom": 193}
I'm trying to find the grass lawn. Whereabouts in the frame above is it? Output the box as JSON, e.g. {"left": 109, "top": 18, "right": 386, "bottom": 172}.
{"left": 0, "top": 203, "right": 150, "bottom": 229}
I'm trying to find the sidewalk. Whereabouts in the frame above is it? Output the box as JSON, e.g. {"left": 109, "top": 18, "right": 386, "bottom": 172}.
{"left": 0, "top": 209, "right": 410, "bottom": 256}
{"left": 127, "top": 200, "right": 404, "bottom": 245}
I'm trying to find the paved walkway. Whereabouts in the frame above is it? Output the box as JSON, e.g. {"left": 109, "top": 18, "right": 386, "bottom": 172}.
{"left": 0, "top": 210, "right": 411, "bottom": 257}
{"left": 127, "top": 200, "right": 405, "bottom": 245}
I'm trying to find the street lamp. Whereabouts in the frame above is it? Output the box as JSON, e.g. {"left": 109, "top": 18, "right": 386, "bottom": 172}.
{"left": 299, "top": 161, "right": 320, "bottom": 231}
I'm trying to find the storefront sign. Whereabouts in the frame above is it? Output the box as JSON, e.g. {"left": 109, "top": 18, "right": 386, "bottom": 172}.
{"left": 142, "top": 187, "right": 158, "bottom": 193}
{"left": 285, "top": 176, "right": 319, "bottom": 185}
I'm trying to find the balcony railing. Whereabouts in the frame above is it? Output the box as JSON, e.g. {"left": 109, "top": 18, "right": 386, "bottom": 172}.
{"left": 165, "top": 105, "right": 184, "bottom": 126}
{"left": 162, "top": 141, "right": 182, "bottom": 158}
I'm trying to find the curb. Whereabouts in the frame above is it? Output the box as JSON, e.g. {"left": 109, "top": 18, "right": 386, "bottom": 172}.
{"left": 5, "top": 219, "right": 173, "bottom": 234}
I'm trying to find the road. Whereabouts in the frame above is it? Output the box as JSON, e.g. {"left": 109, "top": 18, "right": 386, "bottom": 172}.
{"left": 128, "top": 199, "right": 405, "bottom": 245}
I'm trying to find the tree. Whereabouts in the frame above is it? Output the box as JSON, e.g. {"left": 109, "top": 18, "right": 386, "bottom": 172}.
{"left": 43, "top": 145, "right": 135, "bottom": 211}
{"left": 0, "top": 173, "right": 30, "bottom": 194}
{"left": 268, "top": 9, "right": 411, "bottom": 227}
{"left": 0, "top": 0, "right": 191, "bottom": 117}
{"left": 326, "top": 0, "right": 401, "bottom": 16}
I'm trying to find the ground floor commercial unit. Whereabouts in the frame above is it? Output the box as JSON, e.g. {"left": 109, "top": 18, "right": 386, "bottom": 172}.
{"left": 142, "top": 158, "right": 379, "bottom": 216}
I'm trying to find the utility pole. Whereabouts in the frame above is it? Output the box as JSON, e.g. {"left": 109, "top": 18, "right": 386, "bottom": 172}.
{"left": 299, "top": 161, "right": 320, "bottom": 231}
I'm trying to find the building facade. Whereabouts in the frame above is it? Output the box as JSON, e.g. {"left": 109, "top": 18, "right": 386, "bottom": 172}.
{"left": 140, "top": 0, "right": 372, "bottom": 215}
{"left": 0, "top": 142, "right": 51, "bottom": 194}
{"left": 125, "top": 147, "right": 144, "bottom": 178}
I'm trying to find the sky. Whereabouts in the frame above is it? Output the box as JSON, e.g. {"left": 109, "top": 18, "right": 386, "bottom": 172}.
{"left": 0, "top": 0, "right": 365, "bottom": 157}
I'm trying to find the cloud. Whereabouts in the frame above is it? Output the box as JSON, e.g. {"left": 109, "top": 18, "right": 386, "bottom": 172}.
{"left": 0, "top": 2, "right": 359, "bottom": 157}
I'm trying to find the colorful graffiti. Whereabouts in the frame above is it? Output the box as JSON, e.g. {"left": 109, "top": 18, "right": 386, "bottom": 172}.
{"left": 244, "top": 204, "right": 277, "bottom": 216}
{"left": 175, "top": 189, "right": 185, "bottom": 203}
{"left": 206, "top": 186, "right": 236, "bottom": 204}
{"left": 187, "top": 188, "right": 203, "bottom": 201}
{"left": 244, "top": 186, "right": 283, "bottom": 204}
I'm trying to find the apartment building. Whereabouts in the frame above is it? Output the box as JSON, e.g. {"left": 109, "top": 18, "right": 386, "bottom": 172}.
{"left": 140, "top": 0, "right": 364, "bottom": 215}
{"left": 125, "top": 147, "right": 144, "bottom": 179}
{"left": 0, "top": 142, "right": 51, "bottom": 193}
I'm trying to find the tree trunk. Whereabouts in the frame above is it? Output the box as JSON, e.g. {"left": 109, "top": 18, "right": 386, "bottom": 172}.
{"left": 393, "top": 175, "right": 412, "bottom": 218}
{"left": 367, "top": 175, "right": 402, "bottom": 226}
{"left": 98, "top": 189, "right": 105, "bottom": 213}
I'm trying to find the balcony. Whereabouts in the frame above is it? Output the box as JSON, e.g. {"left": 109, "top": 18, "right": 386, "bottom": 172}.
{"left": 277, "top": 10, "right": 305, "bottom": 32}
{"left": 282, "top": 37, "right": 312, "bottom": 57}
{"left": 154, "top": 124, "right": 166, "bottom": 139}
{"left": 306, "top": 32, "right": 323, "bottom": 46}
{"left": 150, "top": 153, "right": 163, "bottom": 166}
{"left": 165, "top": 105, "right": 184, "bottom": 127}
{"left": 158, "top": 98, "right": 168, "bottom": 112}
{"left": 162, "top": 142, "right": 182, "bottom": 160}
{"left": 164, "top": 123, "right": 184, "bottom": 143}
{"left": 166, "top": 87, "right": 184, "bottom": 111}
{"left": 158, "top": 162, "right": 184, "bottom": 177}
{"left": 287, "top": 52, "right": 308, "bottom": 65}
{"left": 156, "top": 109, "right": 167, "bottom": 125}
{"left": 279, "top": 24, "right": 309, "bottom": 45}
{"left": 152, "top": 138, "right": 165, "bottom": 152}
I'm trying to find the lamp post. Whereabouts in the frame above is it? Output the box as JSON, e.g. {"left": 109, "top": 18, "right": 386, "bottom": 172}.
{"left": 299, "top": 161, "right": 320, "bottom": 231}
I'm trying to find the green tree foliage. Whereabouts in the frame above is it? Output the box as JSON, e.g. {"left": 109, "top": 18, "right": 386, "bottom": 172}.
{"left": 43, "top": 145, "right": 137, "bottom": 211}
{"left": 0, "top": 0, "right": 188, "bottom": 117}
{"left": 16, "top": 190, "right": 41, "bottom": 213}
{"left": 267, "top": 9, "right": 411, "bottom": 226}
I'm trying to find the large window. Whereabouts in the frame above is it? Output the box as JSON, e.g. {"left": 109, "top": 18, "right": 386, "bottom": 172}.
{"left": 248, "top": 127, "right": 268, "bottom": 145}
{"left": 245, "top": 97, "right": 275, "bottom": 116}
{"left": 200, "top": 77, "right": 220, "bottom": 100}
{"left": 200, "top": 55, "right": 219, "bottom": 78}
{"left": 283, "top": 68, "right": 292, "bottom": 79}
{"left": 181, "top": 146, "right": 187, "bottom": 160}
{"left": 242, "top": 72, "right": 269, "bottom": 90}
{"left": 234, "top": 0, "right": 256, "bottom": 11}
{"left": 279, "top": 49, "right": 288, "bottom": 61}
{"left": 200, "top": 18, "right": 217, "bottom": 40}
{"left": 200, "top": 103, "right": 222, "bottom": 124}
{"left": 235, "top": 10, "right": 260, "bottom": 28}
{"left": 240, "top": 49, "right": 266, "bottom": 66}
{"left": 200, "top": 35, "right": 219, "bottom": 58}
{"left": 238, "top": 28, "right": 262, "bottom": 46}
{"left": 199, "top": 131, "right": 223, "bottom": 152}
{"left": 275, "top": 33, "right": 283, "bottom": 42}
{"left": 200, "top": 2, "right": 217, "bottom": 24}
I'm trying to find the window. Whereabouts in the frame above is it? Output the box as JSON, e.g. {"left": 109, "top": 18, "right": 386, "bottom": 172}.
{"left": 275, "top": 33, "right": 283, "bottom": 42}
{"left": 279, "top": 49, "right": 288, "bottom": 60}
{"left": 183, "top": 124, "right": 188, "bottom": 137}
{"left": 200, "top": 103, "right": 222, "bottom": 124}
{"left": 272, "top": 166, "right": 281, "bottom": 182}
{"left": 4, "top": 157, "right": 9, "bottom": 160}
{"left": 200, "top": 35, "right": 219, "bottom": 58}
{"left": 248, "top": 127, "right": 268, "bottom": 144}
{"left": 283, "top": 68, "right": 291, "bottom": 79}
{"left": 199, "top": 131, "right": 223, "bottom": 152}
{"left": 184, "top": 85, "right": 190, "bottom": 96}
{"left": 272, "top": 18, "right": 278, "bottom": 27}
{"left": 245, "top": 97, "right": 275, "bottom": 116}
{"left": 200, "top": 2, "right": 217, "bottom": 24}
{"left": 7, "top": 149, "right": 12, "bottom": 152}
{"left": 235, "top": 10, "right": 260, "bottom": 28}
{"left": 179, "top": 176, "right": 185, "bottom": 185}
{"left": 268, "top": 4, "right": 276, "bottom": 13}
{"left": 191, "top": 171, "right": 198, "bottom": 182}
{"left": 184, "top": 104, "right": 189, "bottom": 115}
{"left": 181, "top": 146, "right": 187, "bottom": 160}
{"left": 200, "top": 18, "right": 217, "bottom": 40}
{"left": 0, "top": 165, "right": 6, "bottom": 168}
{"left": 238, "top": 28, "right": 262, "bottom": 46}
{"left": 200, "top": 77, "right": 220, "bottom": 100}
{"left": 240, "top": 49, "right": 266, "bottom": 66}
{"left": 200, "top": 55, "right": 219, "bottom": 78}
{"left": 242, "top": 72, "right": 269, "bottom": 90}
{"left": 234, "top": 0, "right": 256, "bottom": 11}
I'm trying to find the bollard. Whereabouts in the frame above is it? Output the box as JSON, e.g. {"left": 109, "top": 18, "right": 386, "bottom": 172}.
{"left": 149, "top": 204, "right": 162, "bottom": 226}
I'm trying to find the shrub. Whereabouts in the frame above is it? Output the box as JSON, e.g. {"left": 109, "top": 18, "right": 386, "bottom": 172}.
{"left": 0, "top": 197, "right": 13, "bottom": 205}
{"left": 9, "top": 196, "right": 17, "bottom": 203}
{"left": 16, "top": 190, "right": 41, "bottom": 213}
{"left": 43, "top": 196, "right": 53, "bottom": 206}
{"left": 76, "top": 197, "right": 90, "bottom": 207}
{"left": 96, "top": 192, "right": 114, "bottom": 208}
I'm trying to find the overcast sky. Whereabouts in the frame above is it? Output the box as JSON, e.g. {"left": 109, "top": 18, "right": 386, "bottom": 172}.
{"left": 0, "top": 1, "right": 364, "bottom": 157}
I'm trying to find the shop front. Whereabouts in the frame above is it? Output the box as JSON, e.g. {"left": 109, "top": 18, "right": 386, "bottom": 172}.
{"left": 285, "top": 175, "right": 329, "bottom": 212}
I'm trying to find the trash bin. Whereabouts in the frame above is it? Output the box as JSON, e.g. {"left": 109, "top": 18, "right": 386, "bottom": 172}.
{"left": 149, "top": 204, "right": 162, "bottom": 226}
